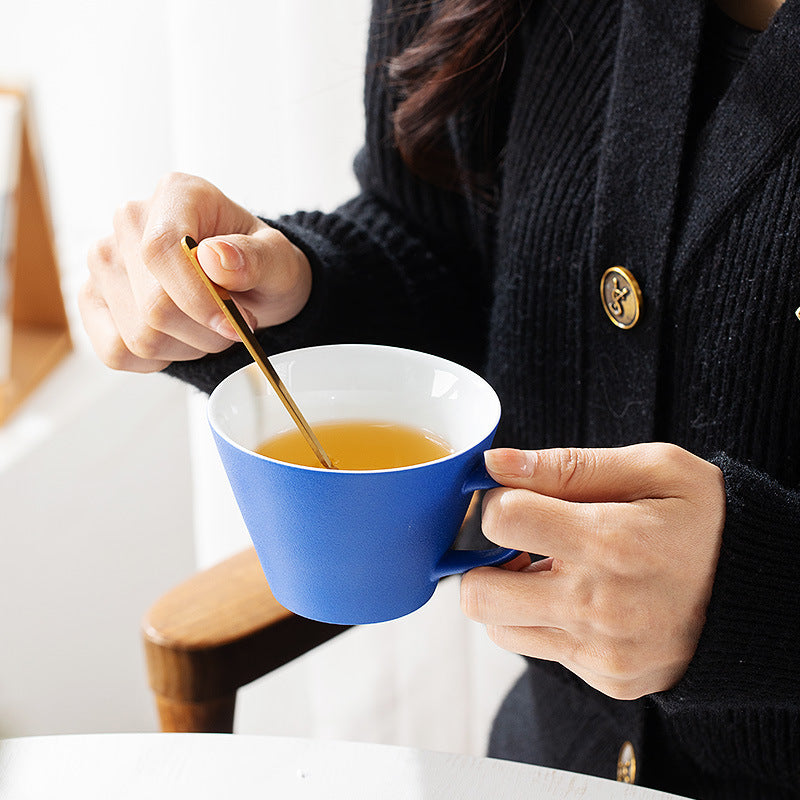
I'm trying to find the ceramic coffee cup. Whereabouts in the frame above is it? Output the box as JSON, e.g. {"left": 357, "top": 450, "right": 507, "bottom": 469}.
{"left": 207, "top": 344, "right": 517, "bottom": 624}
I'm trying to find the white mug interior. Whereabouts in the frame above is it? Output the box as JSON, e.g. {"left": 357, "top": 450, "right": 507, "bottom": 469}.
{"left": 207, "top": 344, "right": 501, "bottom": 469}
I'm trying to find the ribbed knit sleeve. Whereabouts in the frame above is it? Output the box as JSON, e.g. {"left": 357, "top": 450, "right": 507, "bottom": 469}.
{"left": 653, "top": 454, "right": 800, "bottom": 785}
{"left": 164, "top": 188, "right": 489, "bottom": 394}
{"left": 165, "top": 0, "right": 492, "bottom": 395}
{"left": 155, "top": 0, "right": 800, "bottom": 790}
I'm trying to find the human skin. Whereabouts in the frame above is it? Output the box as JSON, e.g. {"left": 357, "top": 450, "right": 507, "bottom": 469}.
{"left": 80, "top": 172, "right": 311, "bottom": 373}
{"left": 81, "top": 173, "right": 726, "bottom": 701}
{"left": 457, "top": 0, "right": 780, "bottom": 699}
{"left": 461, "top": 445, "right": 725, "bottom": 700}
{"left": 714, "top": 0, "right": 784, "bottom": 30}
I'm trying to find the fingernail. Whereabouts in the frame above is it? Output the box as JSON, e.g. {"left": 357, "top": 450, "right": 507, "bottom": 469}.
{"left": 241, "top": 307, "right": 258, "bottom": 332}
{"left": 205, "top": 240, "right": 245, "bottom": 271}
{"left": 484, "top": 448, "right": 532, "bottom": 478}
{"left": 211, "top": 312, "right": 238, "bottom": 340}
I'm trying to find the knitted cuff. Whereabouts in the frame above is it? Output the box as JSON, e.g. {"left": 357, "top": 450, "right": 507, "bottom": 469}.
{"left": 656, "top": 452, "right": 800, "bottom": 712}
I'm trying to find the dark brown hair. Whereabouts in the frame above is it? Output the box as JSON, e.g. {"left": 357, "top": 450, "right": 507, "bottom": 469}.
{"left": 388, "top": 0, "right": 528, "bottom": 193}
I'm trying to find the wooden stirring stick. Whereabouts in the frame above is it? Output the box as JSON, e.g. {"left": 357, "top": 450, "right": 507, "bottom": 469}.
{"left": 181, "top": 235, "right": 336, "bottom": 470}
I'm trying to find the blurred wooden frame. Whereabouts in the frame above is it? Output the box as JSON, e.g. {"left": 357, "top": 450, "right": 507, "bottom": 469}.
{"left": 0, "top": 86, "right": 71, "bottom": 425}
{"left": 142, "top": 494, "right": 484, "bottom": 733}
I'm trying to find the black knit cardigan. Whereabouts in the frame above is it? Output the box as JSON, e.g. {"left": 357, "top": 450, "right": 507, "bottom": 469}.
{"left": 167, "top": 0, "right": 800, "bottom": 796}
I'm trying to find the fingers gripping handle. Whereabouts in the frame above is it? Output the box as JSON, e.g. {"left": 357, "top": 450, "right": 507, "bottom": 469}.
{"left": 430, "top": 458, "right": 519, "bottom": 581}
{"left": 461, "top": 462, "right": 501, "bottom": 495}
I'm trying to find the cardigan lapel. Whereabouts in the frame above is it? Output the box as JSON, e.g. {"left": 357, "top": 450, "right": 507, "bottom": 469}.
{"left": 592, "top": 0, "right": 703, "bottom": 271}
{"left": 674, "top": 0, "right": 800, "bottom": 269}
{"left": 585, "top": 0, "right": 703, "bottom": 444}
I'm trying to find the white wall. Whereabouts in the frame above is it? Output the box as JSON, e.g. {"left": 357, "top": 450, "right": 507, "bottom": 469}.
{"left": 0, "top": 0, "right": 524, "bottom": 752}
{"left": 0, "top": 360, "right": 195, "bottom": 738}
{"left": 0, "top": 0, "right": 193, "bottom": 738}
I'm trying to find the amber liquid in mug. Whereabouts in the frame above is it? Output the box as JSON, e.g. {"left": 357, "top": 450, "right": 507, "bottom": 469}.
{"left": 255, "top": 419, "right": 453, "bottom": 470}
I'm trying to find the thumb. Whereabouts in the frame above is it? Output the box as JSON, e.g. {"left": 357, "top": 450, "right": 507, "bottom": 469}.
{"left": 195, "top": 227, "right": 280, "bottom": 293}
{"left": 484, "top": 444, "right": 674, "bottom": 502}
{"left": 195, "top": 227, "right": 311, "bottom": 327}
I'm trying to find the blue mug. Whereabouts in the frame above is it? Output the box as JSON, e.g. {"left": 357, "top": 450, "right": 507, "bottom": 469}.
{"left": 207, "top": 344, "right": 517, "bottom": 624}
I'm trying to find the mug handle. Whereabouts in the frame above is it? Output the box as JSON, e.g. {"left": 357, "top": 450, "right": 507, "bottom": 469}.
{"left": 430, "top": 458, "right": 520, "bottom": 581}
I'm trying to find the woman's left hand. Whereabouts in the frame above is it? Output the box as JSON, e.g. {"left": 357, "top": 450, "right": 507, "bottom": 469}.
{"left": 461, "top": 443, "right": 725, "bottom": 700}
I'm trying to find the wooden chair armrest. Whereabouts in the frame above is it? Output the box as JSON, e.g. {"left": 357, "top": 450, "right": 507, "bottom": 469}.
{"left": 142, "top": 546, "right": 349, "bottom": 732}
{"left": 141, "top": 496, "right": 482, "bottom": 732}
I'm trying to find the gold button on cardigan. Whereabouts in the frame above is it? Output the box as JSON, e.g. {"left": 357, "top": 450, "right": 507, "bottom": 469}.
{"left": 600, "top": 266, "right": 642, "bottom": 329}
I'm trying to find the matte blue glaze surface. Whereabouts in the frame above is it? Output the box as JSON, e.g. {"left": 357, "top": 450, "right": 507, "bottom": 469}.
{"left": 211, "top": 428, "right": 516, "bottom": 624}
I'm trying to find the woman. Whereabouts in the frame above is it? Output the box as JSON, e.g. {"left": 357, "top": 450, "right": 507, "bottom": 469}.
{"left": 80, "top": 0, "right": 800, "bottom": 795}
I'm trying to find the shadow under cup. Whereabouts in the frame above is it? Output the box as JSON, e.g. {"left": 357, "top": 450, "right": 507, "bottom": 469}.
{"left": 207, "top": 344, "right": 517, "bottom": 624}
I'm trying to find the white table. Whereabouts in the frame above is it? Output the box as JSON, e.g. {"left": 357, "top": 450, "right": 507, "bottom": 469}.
{"left": 0, "top": 733, "right": 690, "bottom": 799}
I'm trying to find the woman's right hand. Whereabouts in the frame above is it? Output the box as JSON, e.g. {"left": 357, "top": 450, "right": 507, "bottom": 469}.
{"left": 79, "top": 172, "right": 312, "bottom": 373}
